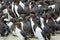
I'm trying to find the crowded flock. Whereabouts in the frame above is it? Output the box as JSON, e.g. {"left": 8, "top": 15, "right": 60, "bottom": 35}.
{"left": 0, "top": 0, "right": 60, "bottom": 40}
